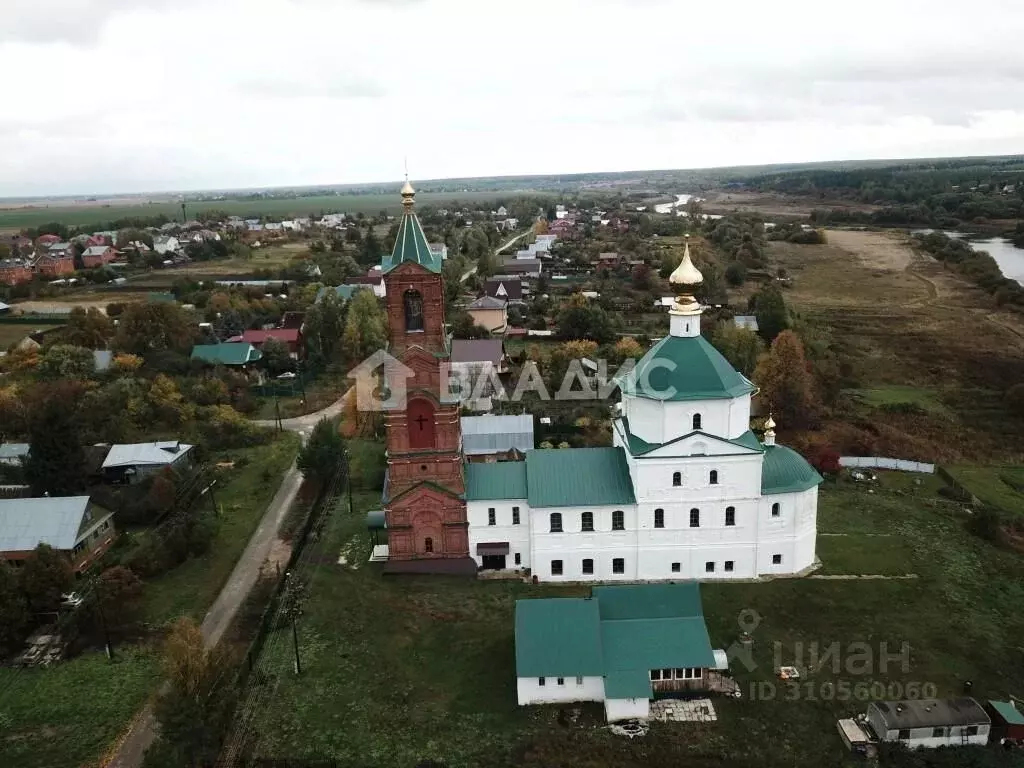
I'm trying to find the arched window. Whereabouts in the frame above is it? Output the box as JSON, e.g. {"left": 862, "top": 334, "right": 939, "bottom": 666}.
{"left": 612, "top": 510, "right": 625, "bottom": 530}
{"left": 689, "top": 508, "right": 700, "bottom": 528}
{"left": 407, "top": 398, "right": 436, "bottom": 450}
{"left": 403, "top": 289, "right": 424, "bottom": 332}
{"left": 654, "top": 508, "right": 665, "bottom": 529}
{"left": 725, "top": 506, "right": 736, "bottom": 526}
{"left": 550, "top": 512, "right": 563, "bottom": 532}
{"left": 581, "top": 511, "right": 594, "bottom": 532}
{"left": 710, "top": 470, "right": 719, "bottom": 485}
{"left": 692, "top": 413, "right": 702, "bottom": 430}
{"left": 424, "top": 536, "right": 434, "bottom": 553}
{"left": 672, "top": 471, "right": 681, "bottom": 487}
{"left": 771, "top": 502, "right": 781, "bottom": 517}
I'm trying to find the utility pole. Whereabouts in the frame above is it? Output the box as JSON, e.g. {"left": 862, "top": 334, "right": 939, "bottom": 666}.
{"left": 275, "top": 395, "right": 283, "bottom": 432}
{"left": 345, "top": 449, "right": 353, "bottom": 515}
{"left": 291, "top": 614, "right": 301, "bottom": 675}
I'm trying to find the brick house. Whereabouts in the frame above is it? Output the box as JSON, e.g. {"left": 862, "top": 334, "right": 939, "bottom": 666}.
{"left": 0, "top": 259, "right": 32, "bottom": 285}
{"left": 81, "top": 245, "right": 117, "bottom": 269}
{"left": 34, "top": 253, "right": 75, "bottom": 277}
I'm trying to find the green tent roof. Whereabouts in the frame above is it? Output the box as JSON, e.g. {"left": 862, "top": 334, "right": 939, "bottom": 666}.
{"left": 619, "top": 334, "right": 756, "bottom": 402}
{"left": 515, "top": 598, "right": 603, "bottom": 677}
{"left": 190, "top": 343, "right": 262, "bottom": 366}
{"left": 525, "top": 448, "right": 635, "bottom": 508}
{"left": 465, "top": 461, "right": 528, "bottom": 500}
{"left": 515, "top": 583, "right": 716, "bottom": 699}
{"left": 761, "top": 444, "right": 823, "bottom": 495}
{"left": 380, "top": 211, "right": 442, "bottom": 274}
{"left": 366, "top": 510, "right": 386, "bottom": 530}
{"left": 990, "top": 700, "right": 1024, "bottom": 725}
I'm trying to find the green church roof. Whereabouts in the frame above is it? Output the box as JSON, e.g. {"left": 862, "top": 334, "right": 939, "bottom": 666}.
{"left": 465, "top": 461, "right": 528, "bottom": 500}
{"left": 525, "top": 447, "right": 635, "bottom": 508}
{"left": 515, "top": 583, "right": 716, "bottom": 699}
{"left": 615, "top": 416, "right": 763, "bottom": 457}
{"left": 619, "top": 334, "right": 756, "bottom": 402}
{"left": 761, "top": 444, "right": 823, "bottom": 495}
{"left": 380, "top": 187, "right": 442, "bottom": 274}
{"left": 190, "top": 343, "right": 261, "bottom": 366}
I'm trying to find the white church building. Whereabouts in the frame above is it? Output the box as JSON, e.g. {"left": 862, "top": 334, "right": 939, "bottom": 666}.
{"left": 464, "top": 239, "right": 822, "bottom": 582}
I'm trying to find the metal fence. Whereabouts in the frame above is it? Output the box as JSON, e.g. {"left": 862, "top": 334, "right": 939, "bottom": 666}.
{"left": 840, "top": 456, "right": 935, "bottom": 474}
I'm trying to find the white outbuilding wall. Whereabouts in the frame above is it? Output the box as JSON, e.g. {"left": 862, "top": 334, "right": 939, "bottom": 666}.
{"left": 605, "top": 697, "right": 650, "bottom": 722}
{"left": 517, "top": 676, "right": 605, "bottom": 705}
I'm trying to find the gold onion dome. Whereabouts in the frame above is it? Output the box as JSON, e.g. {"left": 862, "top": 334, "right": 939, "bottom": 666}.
{"left": 401, "top": 179, "right": 416, "bottom": 210}
{"left": 764, "top": 414, "right": 776, "bottom": 431}
{"left": 670, "top": 236, "right": 703, "bottom": 315}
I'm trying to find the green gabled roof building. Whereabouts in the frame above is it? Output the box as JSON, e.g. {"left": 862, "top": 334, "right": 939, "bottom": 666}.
{"left": 190, "top": 342, "right": 262, "bottom": 366}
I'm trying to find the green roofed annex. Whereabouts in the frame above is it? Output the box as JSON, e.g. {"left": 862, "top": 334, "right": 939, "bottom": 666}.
{"left": 515, "top": 582, "right": 720, "bottom": 722}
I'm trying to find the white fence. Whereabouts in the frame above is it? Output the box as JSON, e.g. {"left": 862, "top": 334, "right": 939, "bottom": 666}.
{"left": 840, "top": 456, "right": 935, "bottom": 474}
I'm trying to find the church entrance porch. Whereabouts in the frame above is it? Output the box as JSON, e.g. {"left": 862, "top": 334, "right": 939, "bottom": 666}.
{"left": 481, "top": 554, "right": 507, "bottom": 570}
{"left": 476, "top": 542, "right": 510, "bottom": 571}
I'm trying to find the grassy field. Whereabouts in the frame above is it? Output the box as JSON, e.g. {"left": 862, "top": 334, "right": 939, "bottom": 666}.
{"left": 241, "top": 479, "right": 1024, "bottom": 768}
{"left": 945, "top": 464, "right": 1024, "bottom": 517}
{"left": 0, "top": 647, "right": 162, "bottom": 768}
{"left": 845, "top": 385, "right": 953, "bottom": 418}
{"left": 141, "top": 433, "right": 300, "bottom": 624}
{"left": 0, "top": 191, "right": 516, "bottom": 231}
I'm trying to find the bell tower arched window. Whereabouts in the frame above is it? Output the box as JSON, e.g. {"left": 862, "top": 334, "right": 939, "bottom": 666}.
{"left": 692, "top": 413, "right": 702, "bottom": 431}
{"left": 424, "top": 536, "right": 433, "bottom": 553}
{"left": 672, "top": 472, "right": 681, "bottom": 487}
{"left": 403, "top": 289, "right": 424, "bottom": 332}
{"left": 407, "top": 398, "right": 436, "bottom": 450}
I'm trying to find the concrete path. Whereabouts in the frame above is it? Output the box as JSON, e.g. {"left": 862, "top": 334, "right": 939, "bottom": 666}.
{"left": 105, "top": 400, "right": 336, "bottom": 767}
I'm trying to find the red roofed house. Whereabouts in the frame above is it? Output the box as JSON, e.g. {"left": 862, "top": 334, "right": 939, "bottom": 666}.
{"left": 35, "top": 234, "right": 63, "bottom": 248}
{"left": 236, "top": 328, "right": 303, "bottom": 358}
{"left": 82, "top": 246, "right": 118, "bottom": 269}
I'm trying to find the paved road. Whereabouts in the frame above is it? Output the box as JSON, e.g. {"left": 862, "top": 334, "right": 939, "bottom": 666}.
{"left": 105, "top": 396, "right": 344, "bottom": 768}
{"left": 460, "top": 231, "right": 529, "bottom": 283}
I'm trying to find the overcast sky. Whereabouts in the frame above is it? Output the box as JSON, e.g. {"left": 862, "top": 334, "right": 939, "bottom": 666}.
{"left": 2, "top": 0, "right": 1023, "bottom": 197}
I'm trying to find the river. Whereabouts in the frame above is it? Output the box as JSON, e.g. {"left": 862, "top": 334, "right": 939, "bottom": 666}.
{"left": 911, "top": 229, "right": 1024, "bottom": 284}
{"left": 654, "top": 194, "right": 693, "bottom": 215}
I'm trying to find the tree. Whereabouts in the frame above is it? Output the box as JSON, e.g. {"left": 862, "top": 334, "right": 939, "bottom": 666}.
{"left": 752, "top": 285, "right": 789, "bottom": 342}
{"left": 38, "top": 344, "right": 96, "bottom": 380}
{"left": 63, "top": 307, "right": 114, "bottom": 348}
{"left": 303, "top": 291, "right": 348, "bottom": 368}
{"left": 556, "top": 293, "right": 615, "bottom": 344}
{"left": 148, "top": 374, "right": 189, "bottom": 425}
{"left": 341, "top": 289, "right": 386, "bottom": 365}
{"left": 94, "top": 566, "right": 144, "bottom": 632}
{"left": 19, "top": 544, "right": 74, "bottom": 614}
{"left": 24, "top": 392, "right": 87, "bottom": 496}
{"left": 631, "top": 263, "right": 653, "bottom": 290}
{"left": 1006, "top": 383, "right": 1024, "bottom": 417}
{"left": 610, "top": 337, "right": 644, "bottom": 365}
{"left": 297, "top": 417, "right": 346, "bottom": 486}
{"left": 724, "top": 261, "right": 747, "bottom": 287}
{"left": 260, "top": 337, "right": 293, "bottom": 376}
{"left": 754, "top": 330, "right": 818, "bottom": 429}
{"left": 115, "top": 302, "right": 195, "bottom": 355}
{"left": 450, "top": 311, "right": 490, "bottom": 340}
{"left": 152, "top": 617, "right": 234, "bottom": 767}
{"left": 358, "top": 226, "right": 382, "bottom": 266}
{"left": 711, "top": 324, "right": 766, "bottom": 377}
{"left": 0, "top": 562, "right": 29, "bottom": 654}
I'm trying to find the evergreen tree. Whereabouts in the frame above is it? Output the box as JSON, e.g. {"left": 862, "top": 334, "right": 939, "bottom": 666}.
{"left": 752, "top": 285, "right": 789, "bottom": 342}
{"left": 297, "top": 418, "right": 347, "bottom": 487}
{"left": 24, "top": 394, "right": 87, "bottom": 496}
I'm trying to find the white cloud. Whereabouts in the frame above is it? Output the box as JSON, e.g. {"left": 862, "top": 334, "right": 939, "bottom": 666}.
{"left": 0, "top": 0, "right": 1023, "bottom": 195}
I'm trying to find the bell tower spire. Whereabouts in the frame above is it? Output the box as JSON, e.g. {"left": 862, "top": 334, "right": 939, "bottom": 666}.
{"left": 669, "top": 235, "right": 703, "bottom": 338}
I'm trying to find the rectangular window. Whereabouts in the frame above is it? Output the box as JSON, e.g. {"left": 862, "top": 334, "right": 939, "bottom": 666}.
{"left": 488, "top": 508, "right": 496, "bottom": 526}
{"left": 550, "top": 513, "right": 562, "bottom": 532}
{"left": 897, "top": 729, "right": 910, "bottom": 740}
{"left": 705, "top": 561, "right": 715, "bottom": 573}
{"left": 612, "top": 510, "right": 624, "bottom": 531}
{"left": 772, "top": 554, "right": 782, "bottom": 565}
{"left": 581, "top": 511, "right": 594, "bottom": 532}
{"left": 514, "top": 553, "right": 521, "bottom": 566}
{"left": 612, "top": 558, "right": 625, "bottom": 574}
{"left": 966, "top": 726, "right": 978, "bottom": 736}
{"left": 539, "top": 677, "right": 546, "bottom": 687}
{"left": 932, "top": 727, "right": 944, "bottom": 738}
{"left": 582, "top": 558, "right": 594, "bottom": 575}
{"left": 512, "top": 506, "right": 520, "bottom": 525}
{"left": 551, "top": 560, "right": 563, "bottom": 575}
{"left": 650, "top": 669, "right": 661, "bottom": 681}
{"left": 576, "top": 676, "right": 583, "bottom": 685}
{"left": 671, "top": 562, "right": 680, "bottom": 573}
{"left": 557, "top": 677, "right": 565, "bottom": 686}
{"left": 689, "top": 509, "right": 700, "bottom": 528}
{"left": 724, "top": 560, "right": 734, "bottom": 572}
{"left": 654, "top": 508, "right": 664, "bottom": 528}
{"left": 725, "top": 507, "right": 736, "bottom": 526}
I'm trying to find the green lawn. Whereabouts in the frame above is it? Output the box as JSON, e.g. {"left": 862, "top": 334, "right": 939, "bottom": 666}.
{"left": 945, "top": 464, "right": 1024, "bottom": 517}
{"left": 0, "top": 647, "right": 161, "bottom": 768}
{"left": 241, "top": 481, "right": 1024, "bottom": 768}
{"left": 141, "top": 433, "right": 300, "bottom": 624}
{"left": 846, "top": 385, "right": 952, "bottom": 417}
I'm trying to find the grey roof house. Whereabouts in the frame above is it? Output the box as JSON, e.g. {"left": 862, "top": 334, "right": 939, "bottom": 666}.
{"left": 0, "top": 496, "right": 116, "bottom": 571}
{"left": 101, "top": 441, "right": 194, "bottom": 484}
{"left": 461, "top": 414, "right": 534, "bottom": 459}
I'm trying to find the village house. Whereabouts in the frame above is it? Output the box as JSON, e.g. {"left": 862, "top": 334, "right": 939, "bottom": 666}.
{"left": 0, "top": 443, "right": 30, "bottom": 466}
{"left": 100, "top": 441, "right": 195, "bottom": 485}
{"left": 515, "top": 583, "right": 722, "bottom": 722}
{"left": 863, "top": 698, "right": 991, "bottom": 749}
{"left": 0, "top": 496, "right": 117, "bottom": 572}
{"left": 33, "top": 252, "right": 75, "bottom": 277}
{"left": 190, "top": 342, "right": 263, "bottom": 367}
{"left": 34, "top": 234, "right": 62, "bottom": 249}
{"left": 81, "top": 245, "right": 117, "bottom": 269}
{"left": 233, "top": 328, "right": 303, "bottom": 358}
{"left": 484, "top": 278, "right": 524, "bottom": 303}
{"left": 465, "top": 295, "right": 508, "bottom": 334}
{"left": 153, "top": 235, "right": 180, "bottom": 255}
{"left": 449, "top": 338, "right": 510, "bottom": 412}
{"left": 499, "top": 259, "right": 543, "bottom": 277}
{"left": 428, "top": 242, "right": 448, "bottom": 261}
{"left": 986, "top": 700, "right": 1024, "bottom": 745}
{"left": 461, "top": 414, "right": 534, "bottom": 463}
{"left": 0, "top": 259, "right": 33, "bottom": 285}
{"left": 733, "top": 316, "right": 759, "bottom": 332}
{"left": 46, "top": 241, "right": 74, "bottom": 259}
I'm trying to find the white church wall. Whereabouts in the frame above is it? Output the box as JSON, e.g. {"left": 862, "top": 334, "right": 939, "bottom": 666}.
{"left": 637, "top": 543, "right": 759, "bottom": 580}
{"left": 630, "top": 453, "right": 763, "bottom": 503}
{"left": 623, "top": 397, "right": 736, "bottom": 445}
{"left": 605, "top": 697, "right": 650, "bottom": 722}
{"left": 517, "top": 675, "right": 605, "bottom": 705}
{"left": 467, "top": 499, "right": 532, "bottom": 569}
{"left": 531, "top": 504, "right": 639, "bottom": 582}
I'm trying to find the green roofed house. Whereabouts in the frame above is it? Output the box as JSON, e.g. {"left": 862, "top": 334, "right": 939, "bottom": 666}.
{"left": 190, "top": 342, "right": 262, "bottom": 367}
{"left": 456, "top": 237, "right": 822, "bottom": 583}
{"left": 515, "top": 582, "right": 720, "bottom": 721}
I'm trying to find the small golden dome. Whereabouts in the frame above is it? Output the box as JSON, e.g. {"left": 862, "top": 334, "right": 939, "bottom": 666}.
{"left": 764, "top": 414, "right": 776, "bottom": 431}
{"left": 669, "top": 235, "right": 703, "bottom": 287}
{"left": 401, "top": 179, "right": 415, "bottom": 197}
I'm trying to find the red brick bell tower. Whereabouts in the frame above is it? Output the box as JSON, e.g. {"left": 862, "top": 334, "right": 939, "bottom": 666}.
{"left": 380, "top": 181, "right": 474, "bottom": 574}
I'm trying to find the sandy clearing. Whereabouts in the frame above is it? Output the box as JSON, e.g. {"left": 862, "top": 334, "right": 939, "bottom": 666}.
{"left": 827, "top": 229, "right": 913, "bottom": 271}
